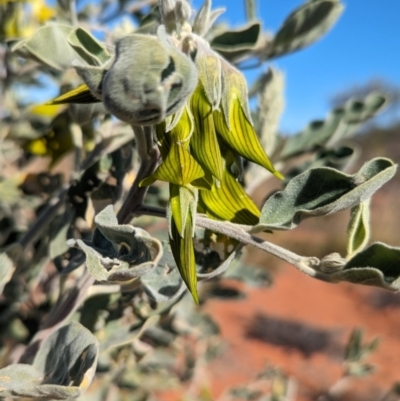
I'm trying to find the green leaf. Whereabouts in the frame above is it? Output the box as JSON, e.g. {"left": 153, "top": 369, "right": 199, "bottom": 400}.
{"left": 141, "top": 243, "right": 185, "bottom": 302}
{"left": 99, "top": 316, "right": 159, "bottom": 352}
{"left": 267, "top": 0, "right": 344, "bottom": 59}
{"left": 347, "top": 200, "right": 370, "bottom": 257}
{"left": 211, "top": 21, "right": 261, "bottom": 61}
{"left": 284, "top": 144, "right": 360, "bottom": 182}
{"left": 335, "top": 242, "right": 400, "bottom": 291}
{"left": 281, "top": 92, "right": 387, "bottom": 159}
{"left": 0, "top": 321, "right": 98, "bottom": 399}
{"left": 257, "top": 158, "right": 396, "bottom": 231}
{"left": 0, "top": 244, "right": 21, "bottom": 294}
{"left": 12, "top": 24, "right": 85, "bottom": 71}
{"left": 68, "top": 206, "right": 163, "bottom": 283}
{"left": 68, "top": 27, "right": 111, "bottom": 66}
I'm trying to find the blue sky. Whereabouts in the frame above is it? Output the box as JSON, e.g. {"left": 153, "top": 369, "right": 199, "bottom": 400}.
{"left": 192, "top": 0, "right": 400, "bottom": 133}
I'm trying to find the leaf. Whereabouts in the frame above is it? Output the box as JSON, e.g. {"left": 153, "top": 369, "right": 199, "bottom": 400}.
{"left": 99, "top": 316, "right": 159, "bottom": 352}
{"left": 68, "top": 206, "right": 163, "bottom": 283}
{"left": 141, "top": 243, "right": 185, "bottom": 302}
{"left": 281, "top": 92, "right": 387, "bottom": 159}
{"left": 12, "top": 23, "right": 85, "bottom": 70}
{"left": 334, "top": 242, "right": 400, "bottom": 291}
{"left": 257, "top": 158, "right": 396, "bottom": 231}
{"left": 347, "top": 200, "right": 370, "bottom": 257}
{"left": 68, "top": 27, "right": 111, "bottom": 66}
{"left": 0, "top": 244, "right": 21, "bottom": 294}
{"left": 211, "top": 21, "right": 261, "bottom": 61}
{"left": 284, "top": 144, "right": 361, "bottom": 182}
{"left": 267, "top": 0, "right": 344, "bottom": 59}
{"left": 0, "top": 321, "right": 98, "bottom": 399}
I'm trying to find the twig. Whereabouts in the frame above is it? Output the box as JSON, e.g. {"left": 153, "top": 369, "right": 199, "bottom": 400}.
{"left": 135, "top": 205, "right": 332, "bottom": 283}
{"left": 117, "top": 126, "right": 160, "bottom": 224}
{"left": 18, "top": 187, "right": 68, "bottom": 249}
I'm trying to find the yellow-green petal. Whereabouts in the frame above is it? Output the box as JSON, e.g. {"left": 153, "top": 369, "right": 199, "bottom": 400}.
{"left": 169, "top": 214, "right": 199, "bottom": 304}
{"left": 190, "top": 86, "right": 224, "bottom": 181}
{"left": 140, "top": 143, "right": 204, "bottom": 187}
{"left": 47, "top": 84, "right": 100, "bottom": 105}
{"left": 200, "top": 151, "right": 260, "bottom": 225}
{"left": 169, "top": 184, "right": 197, "bottom": 238}
{"left": 214, "top": 104, "right": 284, "bottom": 180}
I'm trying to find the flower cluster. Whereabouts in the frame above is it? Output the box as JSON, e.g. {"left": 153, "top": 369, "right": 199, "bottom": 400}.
{"left": 49, "top": 0, "right": 283, "bottom": 302}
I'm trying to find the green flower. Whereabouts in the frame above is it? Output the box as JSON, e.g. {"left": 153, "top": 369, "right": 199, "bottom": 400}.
{"left": 46, "top": 0, "right": 283, "bottom": 303}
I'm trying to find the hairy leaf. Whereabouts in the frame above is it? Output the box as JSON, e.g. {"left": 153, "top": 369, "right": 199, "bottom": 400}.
{"left": 12, "top": 24, "right": 85, "bottom": 70}
{"left": 257, "top": 158, "right": 396, "bottom": 231}
{"left": 68, "top": 206, "right": 162, "bottom": 283}
{"left": 211, "top": 21, "right": 261, "bottom": 61}
{"left": 0, "top": 321, "right": 98, "bottom": 399}
{"left": 281, "top": 92, "right": 387, "bottom": 158}
{"left": 141, "top": 243, "right": 185, "bottom": 302}
{"left": 0, "top": 244, "right": 21, "bottom": 294}
{"left": 267, "top": 0, "right": 344, "bottom": 59}
{"left": 68, "top": 27, "right": 111, "bottom": 66}
{"left": 347, "top": 200, "right": 371, "bottom": 257}
{"left": 335, "top": 242, "right": 400, "bottom": 291}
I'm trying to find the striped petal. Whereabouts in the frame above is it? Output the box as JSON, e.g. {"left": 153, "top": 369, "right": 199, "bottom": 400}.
{"left": 190, "top": 85, "right": 224, "bottom": 181}
{"left": 169, "top": 213, "right": 199, "bottom": 304}
{"left": 140, "top": 143, "right": 204, "bottom": 187}
{"left": 214, "top": 104, "right": 283, "bottom": 180}
{"left": 169, "top": 184, "right": 197, "bottom": 238}
{"left": 200, "top": 150, "right": 260, "bottom": 225}
{"left": 47, "top": 84, "right": 100, "bottom": 105}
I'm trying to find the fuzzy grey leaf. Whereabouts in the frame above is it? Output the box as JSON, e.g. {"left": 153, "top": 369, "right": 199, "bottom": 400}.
{"left": 68, "top": 206, "right": 162, "bottom": 283}
{"left": 257, "top": 158, "right": 396, "bottom": 231}
{"left": 281, "top": 92, "right": 387, "bottom": 159}
{"left": 267, "top": 0, "right": 344, "bottom": 59}
{"left": 0, "top": 244, "right": 21, "bottom": 294}
{"left": 68, "top": 28, "right": 112, "bottom": 66}
{"left": 12, "top": 24, "right": 85, "bottom": 71}
{"left": 334, "top": 242, "right": 400, "bottom": 291}
{"left": 210, "top": 21, "right": 261, "bottom": 61}
{"left": 141, "top": 243, "right": 185, "bottom": 302}
{"left": 0, "top": 322, "right": 98, "bottom": 399}
{"left": 347, "top": 200, "right": 371, "bottom": 258}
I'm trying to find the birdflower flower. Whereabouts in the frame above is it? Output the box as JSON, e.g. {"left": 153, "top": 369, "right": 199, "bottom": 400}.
{"left": 49, "top": 0, "right": 283, "bottom": 303}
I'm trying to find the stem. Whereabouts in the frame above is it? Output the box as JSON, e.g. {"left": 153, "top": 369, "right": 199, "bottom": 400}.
{"left": 117, "top": 126, "right": 160, "bottom": 224}
{"left": 136, "top": 205, "right": 332, "bottom": 282}
{"left": 244, "top": 0, "right": 257, "bottom": 20}
{"left": 69, "top": 0, "right": 78, "bottom": 25}
{"left": 18, "top": 188, "right": 68, "bottom": 249}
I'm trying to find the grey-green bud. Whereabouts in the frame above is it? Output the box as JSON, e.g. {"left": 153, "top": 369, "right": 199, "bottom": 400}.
{"left": 101, "top": 27, "right": 198, "bottom": 125}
